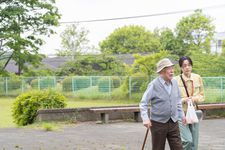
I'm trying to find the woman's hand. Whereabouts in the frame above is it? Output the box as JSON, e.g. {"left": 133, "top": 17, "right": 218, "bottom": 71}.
{"left": 183, "top": 97, "right": 192, "bottom": 103}
{"left": 182, "top": 116, "right": 187, "bottom": 125}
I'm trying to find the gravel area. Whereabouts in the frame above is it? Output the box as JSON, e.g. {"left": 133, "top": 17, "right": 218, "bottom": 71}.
{"left": 0, "top": 119, "right": 225, "bottom": 150}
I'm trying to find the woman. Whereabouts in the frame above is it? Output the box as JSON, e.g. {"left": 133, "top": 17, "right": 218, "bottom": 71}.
{"left": 175, "top": 56, "right": 204, "bottom": 150}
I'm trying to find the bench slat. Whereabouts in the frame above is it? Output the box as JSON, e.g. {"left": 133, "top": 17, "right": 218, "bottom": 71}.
{"left": 90, "top": 107, "right": 140, "bottom": 113}
{"left": 198, "top": 104, "right": 225, "bottom": 110}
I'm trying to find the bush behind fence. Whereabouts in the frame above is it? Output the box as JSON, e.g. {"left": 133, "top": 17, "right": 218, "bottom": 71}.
{"left": 0, "top": 76, "right": 224, "bottom": 103}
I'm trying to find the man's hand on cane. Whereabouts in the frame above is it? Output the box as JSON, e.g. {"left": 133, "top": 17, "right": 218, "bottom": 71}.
{"left": 142, "top": 120, "right": 151, "bottom": 150}
{"left": 143, "top": 120, "right": 152, "bottom": 129}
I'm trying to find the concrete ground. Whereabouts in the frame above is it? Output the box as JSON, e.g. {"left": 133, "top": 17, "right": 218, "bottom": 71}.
{"left": 0, "top": 119, "right": 225, "bottom": 150}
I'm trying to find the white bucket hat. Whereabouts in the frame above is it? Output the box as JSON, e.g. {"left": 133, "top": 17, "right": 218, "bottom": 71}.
{"left": 156, "top": 58, "right": 174, "bottom": 73}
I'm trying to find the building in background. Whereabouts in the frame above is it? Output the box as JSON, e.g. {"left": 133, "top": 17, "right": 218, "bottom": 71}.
{"left": 211, "top": 32, "right": 225, "bottom": 54}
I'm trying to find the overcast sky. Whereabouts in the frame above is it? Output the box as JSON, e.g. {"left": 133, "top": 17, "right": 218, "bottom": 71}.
{"left": 40, "top": 0, "right": 225, "bottom": 55}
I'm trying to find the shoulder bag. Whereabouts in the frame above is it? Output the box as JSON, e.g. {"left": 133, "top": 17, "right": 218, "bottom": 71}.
{"left": 180, "top": 75, "right": 203, "bottom": 120}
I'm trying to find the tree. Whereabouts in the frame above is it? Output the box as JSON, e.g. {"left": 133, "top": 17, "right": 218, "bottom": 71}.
{"left": 0, "top": 0, "right": 60, "bottom": 75}
{"left": 175, "top": 9, "right": 215, "bottom": 56}
{"left": 190, "top": 51, "right": 225, "bottom": 76}
{"left": 99, "top": 25, "right": 161, "bottom": 54}
{"left": 128, "top": 51, "right": 173, "bottom": 76}
{"left": 154, "top": 27, "right": 181, "bottom": 55}
{"left": 56, "top": 55, "right": 125, "bottom": 76}
{"left": 57, "top": 24, "right": 93, "bottom": 58}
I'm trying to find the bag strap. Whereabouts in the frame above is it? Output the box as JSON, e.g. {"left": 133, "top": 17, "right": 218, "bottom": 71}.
{"left": 180, "top": 75, "right": 189, "bottom": 97}
{"left": 180, "top": 75, "right": 199, "bottom": 110}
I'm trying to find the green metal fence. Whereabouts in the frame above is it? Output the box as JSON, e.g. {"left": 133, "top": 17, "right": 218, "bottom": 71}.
{"left": 0, "top": 76, "right": 224, "bottom": 103}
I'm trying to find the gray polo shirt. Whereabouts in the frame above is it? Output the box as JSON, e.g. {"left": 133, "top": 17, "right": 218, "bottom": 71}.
{"left": 139, "top": 76, "right": 183, "bottom": 123}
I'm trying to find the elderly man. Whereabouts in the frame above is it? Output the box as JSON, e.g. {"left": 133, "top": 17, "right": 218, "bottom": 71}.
{"left": 140, "top": 58, "right": 185, "bottom": 150}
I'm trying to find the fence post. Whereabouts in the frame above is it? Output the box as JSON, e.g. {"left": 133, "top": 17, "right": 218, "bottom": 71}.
{"left": 129, "top": 76, "right": 131, "bottom": 99}
{"left": 72, "top": 76, "right": 75, "bottom": 95}
{"left": 38, "top": 77, "right": 40, "bottom": 90}
{"left": 5, "top": 77, "right": 8, "bottom": 95}
{"left": 221, "top": 77, "right": 223, "bottom": 102}
{"left": 109, "top": 76, "right": 111, "bottom": 99}
{"left": 21, "top": 77, "right": 24, "bottom": 92}
{"left": 223, "top": 77, "right": 225, "bottom": 102}
{"left": 90, "top": 76, "right": 92, "bottom": 87}
{"left": 53, "top": 76, "right": 56, "bottom": 89}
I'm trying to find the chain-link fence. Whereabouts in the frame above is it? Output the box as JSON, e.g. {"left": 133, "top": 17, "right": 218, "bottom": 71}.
{"left": 0, "top": 76, "right": 224, "bottom": 103}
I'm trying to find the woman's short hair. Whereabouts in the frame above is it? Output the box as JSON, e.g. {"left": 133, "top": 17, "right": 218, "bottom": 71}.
{"left": 178, "top": 56, "right": 193, "bottom": 67}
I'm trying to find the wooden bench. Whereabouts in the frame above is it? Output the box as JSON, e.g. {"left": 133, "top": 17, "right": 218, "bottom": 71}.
{"left": 90, "top": 107, "right": 141, "bottom": 123}
{"left": 198, "top": 103, "right": 225, "bottom": 110}
{"left": 90, "top": 103, "right": 225, "bottom": 123}
{"left": 198, "top": 103, "right": 225, "bottom": 119}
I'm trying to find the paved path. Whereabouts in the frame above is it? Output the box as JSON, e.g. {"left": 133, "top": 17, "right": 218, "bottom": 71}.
{"left": 0, "top": 119, "right": 225, "bottom": 150}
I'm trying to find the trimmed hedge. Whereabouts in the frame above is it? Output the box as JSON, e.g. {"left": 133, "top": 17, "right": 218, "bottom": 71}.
{"left": 12, "top": 90, "right": 66, "bottom": 126}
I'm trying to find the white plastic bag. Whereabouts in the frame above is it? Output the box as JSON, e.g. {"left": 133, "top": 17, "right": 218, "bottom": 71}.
{"left": 186, "top": 100, "right": 199, "bottom": 124}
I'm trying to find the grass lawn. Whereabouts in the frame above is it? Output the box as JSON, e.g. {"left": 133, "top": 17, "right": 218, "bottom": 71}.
{"left": 0, "top": 97, "right": 139, "bottom": 128}
{"left": 0, "top": 98, "right": 15, "bottom": 128}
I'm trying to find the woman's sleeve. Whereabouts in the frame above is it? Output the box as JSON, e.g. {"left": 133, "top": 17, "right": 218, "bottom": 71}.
{"left": 193, "top": 76, "right": 204, "bottom": 103}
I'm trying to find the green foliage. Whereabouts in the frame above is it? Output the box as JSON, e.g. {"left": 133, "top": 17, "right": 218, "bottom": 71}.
{"left": 30, "top": 77, "right": 56, "bottom": 89}
{"left": 98, "top": 77, "right": 110, "bottom": 92}
{"left": 129, "top": 51, "right": 173, "bottom": 76}
{"left": 97, "top": 76, "right": 121, "bottom": 92}
{"left": 0, "top": 74, "right": 21, "bottom": 93}
{"left": 62, "top": 76, "right": 90, "bottom": 92}
{"left": 72, "top": 76, "right": 90, "bottom": 90}
{"left": 175, "top": 9, "right": 215, "bottom": 56}
{"left": 6, "top": 77, "right": 21, "bottom": 90}
{"left": 154, "top": 27, "right": 181, "bottom": 55}
{"left": 203, "top": 77, "right": 225, "bottom": 89}
{"left": 0, "top": 77, "right": 21, "bottom": 92}
{"left": 23, "top": 65, "right": 54, "bottom": 77}
{"left": 0, "top": 70, "right": 9, "bottom": 76}
{"left": 120, "top": 72, "right": 149, "bottom": 95}
{"left": 0, "top": 0, "right": 60, "bottom": 74}
{"left": 57, "top": 24, "right": 93, "bottom": 57}
{"left": 190, "top": 51, "right": 225, "bottom": 76}
{"left": 62, "top": 77, "right": 72, "bottom": 92}
{"left": 12, "top": 90, "right": 66, "bottom": 126}
{"left": 121, "top": 51, "right": 177, "bottom": 94}
{"left": 56, "top": 55, "right": 125, "bottom": 76}
{"left": 99, "top": 25, "right": 161, "bottom": 54}
{"left": 111, "top": 76, "right": 121, "bottom": 88}
{"left": 130, "top": 75, "right": 148, "bottom": 93}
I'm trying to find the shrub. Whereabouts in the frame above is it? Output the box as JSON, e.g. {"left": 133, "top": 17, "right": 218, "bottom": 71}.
{"left": 130, "top": 76, "right": 147, "bottom": 92}
{"left": 7, "top": 77, "right": 21, "bottom": 90}
{"left": 74, "top": 76, "right": 90, "bottom": 90}
{"left": 30, "top": 78, "right": 39, "bottom": 89}
{"left": 12, "top": 90, "right": 66, "bottom": 126}
{"left": 62, "top": 76, "right": 90, "bottom": 92}
{"left": 0, "top": 80, "right": 5, "bottom": 93}
{"left": 62, "top": 77, "right": 72, "bottom": 92}
{"left": 90, "top": 76, "right": 99, "bottom": 86}
{"left": 97, "top": 76, "right": 122, "bottom": 92}
{"left": 98, "top": 77, "right": 110, "bottom": 92}
{"left": 0, "top": 77, "right": 21, "bottom": 93}
{"left": 111, "top": 76, "right": 121, "bottom": 88}
{"left": 30, "top": 77, "right": 56, "bottom": 89}
{"left": 121, "top": 75, "right": 148, "bottom": 94}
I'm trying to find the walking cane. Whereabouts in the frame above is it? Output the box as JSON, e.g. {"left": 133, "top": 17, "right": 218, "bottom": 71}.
{"left": 141, "top": 128, "right": 150, "bottom": 150}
